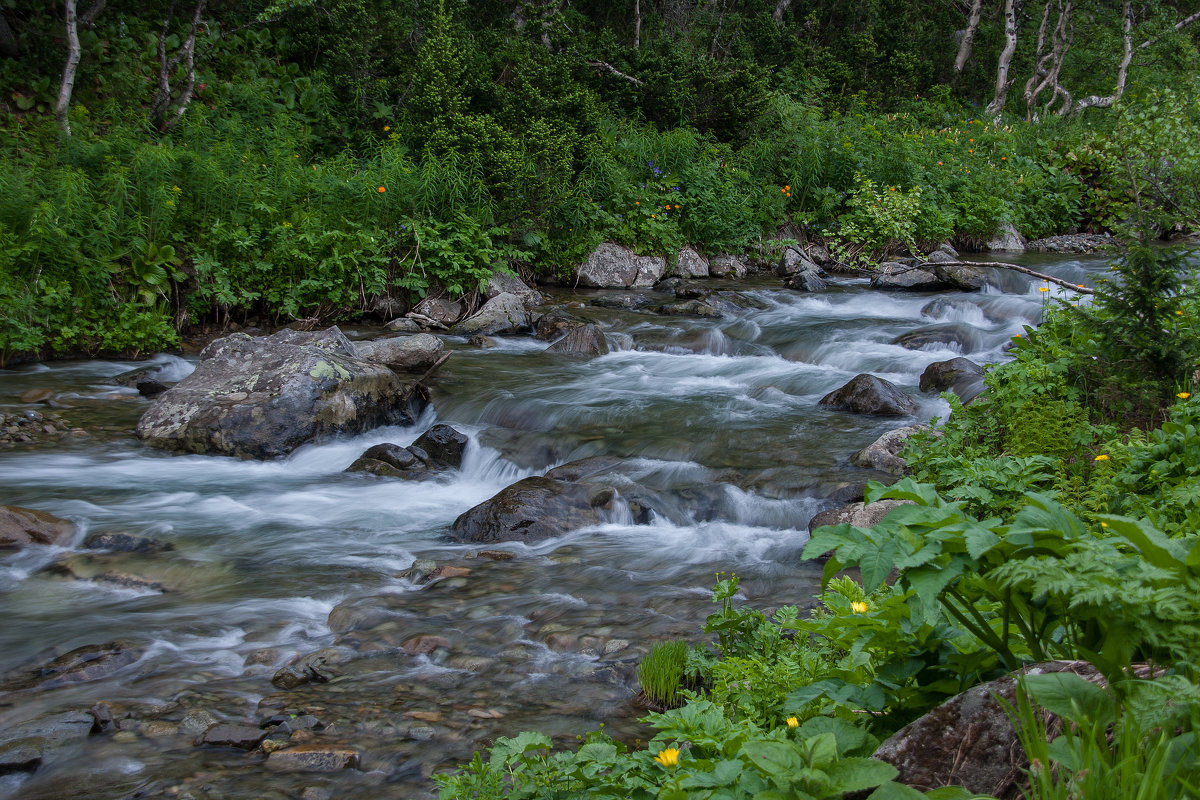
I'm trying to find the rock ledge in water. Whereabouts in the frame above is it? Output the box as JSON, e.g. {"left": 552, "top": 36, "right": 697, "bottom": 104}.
{"left": 819, "top": 375, "right": 918, "bottom": 417}
{"left": 0, "top": 505, "right": 74, "bottom": 549}
{"left": 136, "top": 327, "right": 427, "bottom": 459}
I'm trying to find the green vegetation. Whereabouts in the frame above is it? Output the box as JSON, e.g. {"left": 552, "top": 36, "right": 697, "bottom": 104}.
{"left": 433, "top": 239, "right": 1200, "bottom": 796}
{"left": 2, "top": 1, "right": 1198, "bottom": 363}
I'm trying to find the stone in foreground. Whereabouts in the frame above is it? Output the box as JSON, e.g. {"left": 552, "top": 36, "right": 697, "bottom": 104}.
{"left": 577, "top": 242, "right": 666, "bottom": 288}
{"left": 819, "top": 374, "right": 918, "bottom": 416}
{"left": 265, "top": 745, "right": 361, "bottom": 772}
{"left": 851, "top": 425, "right": 936, "bottom": 474}
{"left": 0, "top": 505, "right": 74, "bottom": 549}
{"left": 136, "top": 327, "right": 426, "bottom": 459}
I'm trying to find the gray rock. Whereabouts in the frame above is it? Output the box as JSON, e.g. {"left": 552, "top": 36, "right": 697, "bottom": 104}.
{"left": 485, "top": 270, "right": 543, "bottom": 308}
{"left": 925, "top": 250, "right": 957, "bottom": 264}
{"left": 874, "top": 661, "right": 1102, "bottom": 796}
{"left": 534, "top": 307, "right": 587, "bottom": 341}
{"left": 384, "top": 317, "right": 422, "bottom": 333}
{"left": 0, "top": 711, "right": 94, "bottom": 774}
{"left": 136, "top": 327, "right": 426, "bottom": 459}
{"left": 931, "top": 263, "right": 987, "bottom": 291}
{"left": 265, "top": 745, "right": 361, "bottom": 772}
{"left": 920, "top": 297, "right": 979, "bottom": 321}
{"left": 543, "top": 456, "right": 625, "bottom": 482}
{"left": 451, "top": 477, "right": 615, "bottom": 543}
{"left": 354, "top": 333, "right": 445, "bottom": 372}
{"left": 672, "top": 248, "right": 709, "bottom": 278}
{"left": 577, "top": 242, "right": 665, "bottom": 288}
{"left": 411, "top": 424, "right": 469, "bottom": 470}
{"left": 806, "top": 244, "right": 832, "bottom": 266}
{"left": 200, "top": 724, "right": 267, "bottom": 750}
{"left": 179, "top": 709, "right": 219, "bottom": 735}
{"left": 777, "top": 247, "right": 820, "bottom": 277}
{"left": 808, "top": 499, "right": 915, "bottom": 533}
{"left": 84, "top": 531, "right": 174, "bottom": 554}
{"left": 870, "top": 262, "right": 942, "bottom": 291}
{"left": 784, "top": 270, "right": 827, "bottom": 292}
{"left": 1027, "top": 233, "right": 1113, "bottom": 254}
{"left": 547, "top": 324, "right": 609, "bottom": 358}
{"left": 892, "top": 325, "right": 979, "bottom": 352}
{"left": 819, "top": 374, "right": 918, "bottom": 417}
{"left": 0, "top": 641, "right": 144, "bottom": 692}
{"left": 658, "top": 299, "right": 723, "bottom": 317}
{"left": 988, "top": 221, "right": 1025, "bottom": 252}
{"left": 451, "top": 293, "right": 530, "bottom": 336}
{"left": 271, "top": 648, "right": 349, "bottom": 690}
{"left": 137, "top": 379, "right": 169, "bottom": 398}
{"left": 850, "top": 425, "right": 937, "bottom": 474}
{"left": 0, "top": 505, "right": 74, "bottom": 549}
{"left": 413, "top": 295, "right": 463, "bottom": 324}
{"left": 920, "top": 358, "right": 986, "bottom": 402}
{"left": 708, "top": 254, "right": 748, "bottom": 279}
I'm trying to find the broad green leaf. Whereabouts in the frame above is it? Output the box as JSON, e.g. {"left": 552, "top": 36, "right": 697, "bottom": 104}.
{"left": 826, "top": 757, "right": 898, "bottom": 792}
{"left": 797, "top": 716, "right": 872, "bottom": 755}
{"left": 1095, "top": 515, "right": 1186, "bottom": 573}
{"left": 740, "top": 740, "right": 806, "bottom": 778}
{"left": 860, "top": 540, "right": 898, "bottom": 592}
{"left": 866, "top": 781, "right": 928, "bottom": 800}
{"left": 1020, "top": 672, "right": 1117, "bottom": 727}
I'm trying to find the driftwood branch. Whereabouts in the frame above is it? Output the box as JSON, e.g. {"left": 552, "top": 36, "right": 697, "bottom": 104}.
{"left": 918, "top": 259, "right": 1095, "bottom": 294}
{"left": 584, "top": 59, "right": 644, "bottom": 86}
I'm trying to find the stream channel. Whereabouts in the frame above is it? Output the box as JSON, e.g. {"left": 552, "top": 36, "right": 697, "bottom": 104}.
{"left": 0, "top": 252, "right": 1106, "bottom": 799}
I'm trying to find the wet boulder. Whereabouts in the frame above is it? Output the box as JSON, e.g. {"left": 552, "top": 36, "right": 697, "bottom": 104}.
{"left": 892, "top": 324, "right": 978, "bottom": 352}
{"left": 0, "top": 505, "right": 74, "bottom": 550}
{"left": 851, "top": 424, "right": 937, "bottom": 474}
{"left": 920, "top": 358, "right": 986, "bottom": 402}
{"left": 1027, "top": 233, "right": 1113, "bottom": 254}
{"left": 784, "top": 269, "right": 827, "bottom": 292}
{"left": 136, "top": 327, "right": 426, "bottom": 460}
{"left": 354, "top": 333, "right": 445, "bottom": 372}
{"left": 870, "top": 262, "right": 941, "bottom": 291}
{"left": 534, "top": 307, "right": 587, "bottom": 341}
{"left": 271, "top": 647, "right": 351, "bottom": 690}
{"left": 672, "top": 247, "right": 710, "bottom": 278}
{"left": 0, "top": 711, "right": 95, "bottom": 774}
{"left": 547, "top": 324, "right": 609, "bottom": 358}
{"left": 709, "top": 254, "right": 748, "bottom": 279}
{"left": 411, "top": 424, "right": 469, "bottom": 469}
{"left": 199, "top": 724, "right": 267, "bottom": 750}
{"left": 451, "top": 293, "right": 530, "bottom": 337}
{"left": 930, "top": 262, "right": 987, "bottom": 291}
{"left": 451, "top": 476, "right": 615, "bottom": 543}
{"left": 921, "top": 297, "right": 981, "bottom": 321}
{"left": 84, "top": 531, "right": 174, "bottom": 553}
{"left": 808, "top": 499, "right": 915, "bottom": 533}
{"left": 265, "top": 745, "right": 361, "bottom": 772}
{"left": 0, "top": 641, "right": 144, "bottom": 692}
{"left": 819, "top": 374, "right": 918, "bottom": 417}
{"left": 658, "top": 299, "right": 724, "bottom": 317}
{"left": 577, "top": 242, "right": 666, "bottom": 288}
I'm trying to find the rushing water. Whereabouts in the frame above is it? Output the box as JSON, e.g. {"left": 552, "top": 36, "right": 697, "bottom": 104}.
{"left": 0, "top": 254, "right": 1108, "bottom": 799}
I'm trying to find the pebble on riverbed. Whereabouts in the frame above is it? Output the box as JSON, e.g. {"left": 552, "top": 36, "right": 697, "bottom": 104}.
{"left": 0, "top": 409, "right": 79, "bottom": 445}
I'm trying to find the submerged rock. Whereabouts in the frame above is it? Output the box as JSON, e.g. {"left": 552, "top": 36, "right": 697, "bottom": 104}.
{"left": 0, "top": 505, "right": 74, "bottom": 550}
{"left": 0, "top": 711, "right": 95, "bottom": 774}
{"left": 819, "top": 374, "right": 918, "bottom": 417}
{"left": 0, "top": 641, "right": 144, "bottom": 692}
{"left": 136, "top": 327, "right": 426, "bottom": 459}
{"left": 265, "top": 745, "right": 361, "bottom": 772}
{"left": 83, "top": 531, "right": 174, "bottom": 553}
{"left": 346, "top": 424, "right": 468, "bottom": 480}
{"left": 451, "top": 476, "right": 615, "bottom": 543}
{"left": 891, "top": 324, "right": 979, "bottom": 352}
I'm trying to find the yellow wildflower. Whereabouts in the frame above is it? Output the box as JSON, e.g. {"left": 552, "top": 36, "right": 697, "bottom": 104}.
{"left": 851, "top": 601, "right": 869, "bottom": 613}
{"left": 786, "top": 717, "right": 799, "bottom": 728}
{"left": 654, "top": 748, "right": 679, "bottom": 768}
{"left": 1179, "top": 392, "right": 1192, "bottom": 399}
{"left": 1094, "top": 454, "right": 1110, "bottom": 461}
{"left": 1038, "top": 287, "right": 1049, "bottom": 293}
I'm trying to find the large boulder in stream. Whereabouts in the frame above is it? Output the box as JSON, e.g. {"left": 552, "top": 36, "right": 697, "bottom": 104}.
{"left": 451, "top": 477, "right": 616, "bottom": 543}
{"left": 353, "top": 333, "right": 444, "bottom": 372}
{"left": 547, "top": 324, "right": 609, "bottom": 357}
{"left": 892, "top": 324, "right": 979, "bottom": 352}
{"left": 451, "top": 293, "right": 531, "bottom": 336}
{"left": 851, "top": 425, "right": 937, "bottom": 474}
{"left": 0, "top": 505, "right": 74, "bottom": 550}
{"left": 920, "top": 357, "right": 986, "bottom": 402}
{"left": 136, "top": 327, "right": 427, "bottom": 459}
{"left": 0, "top": 710, "right": 95, "bottom": 774}
{"left": 819, "top": 374, "right": 918, "bottom": 417}
{"left": 870, "top": 262, "right": 941, "bottom": 291}
{"left": 346, "top": 424, "right": 468, "bottom": 480}
{"left": 577, "top": 242, "right": 666, "bottom": 288}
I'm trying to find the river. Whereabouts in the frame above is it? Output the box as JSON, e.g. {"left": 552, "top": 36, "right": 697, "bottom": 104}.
{"left": 0, "top": 252, "right": 1106, "bottom": 799}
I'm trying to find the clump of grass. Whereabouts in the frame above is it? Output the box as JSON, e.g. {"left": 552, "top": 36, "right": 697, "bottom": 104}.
{"left": 638, "top": 639, "right": 690, "bottom": 710}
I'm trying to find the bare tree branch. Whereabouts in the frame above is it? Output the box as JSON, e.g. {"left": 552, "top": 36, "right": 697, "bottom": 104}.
{"left": 918, "top": 258, "right": 1095, "bottom": 294}
{"left": 953, "top": 0, "right": 983, "bottom": 73}
{"left": 985, "top": 0, "right": 1020, "bottom": 116}
{"left": 1070, "top": 1, "right": 1132, "bottom": 114}
{"left": 150, "top": 0, "right": 207, "bottom": 132}
{"left": 585, "top": 59, "right": 644, "bottom": 86}
{"left": 773, "top": 0, "right": 793, "bottom": 25}
{"left": 55, "top": 0, "right": 81, "bottom": 135}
